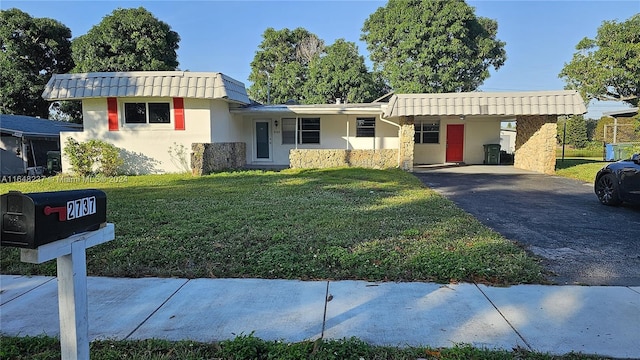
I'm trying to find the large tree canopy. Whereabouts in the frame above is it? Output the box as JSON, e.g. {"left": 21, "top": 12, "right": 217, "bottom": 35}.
{"left": 304, "top": 39, "right": 385, "bottom": 104}
{"left": 248, "top": 28, "right": 388, "bottom": 104}
{"left": 0, "top": 8, "right": 73, "bottom": 118}
{"left": 71, "top": 7, "right": 180, "bottom": 72}
{"left": 248, "top": 27, "right": 324, "bottom": 104}
{"left": 559, "top": 14, "right": 640, "bottom": 107}
{"left": 361, "top": 0, "right": 506, "bottom": 93}
{"left": 60, "top": 7, "right": 180, "bottom": 122}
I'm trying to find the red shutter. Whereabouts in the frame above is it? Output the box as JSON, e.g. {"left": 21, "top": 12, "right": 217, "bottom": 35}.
{"left": 107, "top": 97, "right": 118, "bottom": 131}
{"left": 173, "top": 98, "right": 185, "bottom": 130}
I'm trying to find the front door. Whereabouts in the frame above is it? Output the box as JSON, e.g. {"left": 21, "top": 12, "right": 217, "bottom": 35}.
{"left": 255, "top": 120, "right": 271, "bottom": 160}
{"left": 446, "top": 124, "right": 464, "bottom": 163}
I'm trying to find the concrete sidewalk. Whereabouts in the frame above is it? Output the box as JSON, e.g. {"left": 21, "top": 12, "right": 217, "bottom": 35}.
{"left": 1, "top": 275, "right": 638, "bottom": 358}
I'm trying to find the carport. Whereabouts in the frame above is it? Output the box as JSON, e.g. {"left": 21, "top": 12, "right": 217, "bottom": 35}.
{"left": 382, "top": 90, "right": 587, "bottom": 174}
{"left": 0, "top": 115, "right": 82, "bottom": 176}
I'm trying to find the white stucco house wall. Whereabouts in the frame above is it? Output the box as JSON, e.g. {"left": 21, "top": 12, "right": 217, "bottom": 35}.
{"left": 43, "top": 72, "right": 250, "bottom": 174}
{"left": 42, "top": 71, "right": 587, "bottom": 175}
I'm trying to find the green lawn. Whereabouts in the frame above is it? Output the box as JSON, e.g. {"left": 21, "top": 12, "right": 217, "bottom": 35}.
{"left": 5, "top": 168, "right": 614, "bottom": 359}
{"left": 555, "top": 158, "right": 607, "bottom": 183}
{"left": 0, "top": 335, "right": 610, "bottom": 360}
{"left": 0, "top": 168, "right": 542, "bottom": 285}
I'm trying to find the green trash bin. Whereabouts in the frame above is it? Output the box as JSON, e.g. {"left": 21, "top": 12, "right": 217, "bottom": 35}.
{"left": 483, "top": 144, "right": 501, "bottom": 165}
{"left": 616, "top": 143, "right": 636, "bottom": 160}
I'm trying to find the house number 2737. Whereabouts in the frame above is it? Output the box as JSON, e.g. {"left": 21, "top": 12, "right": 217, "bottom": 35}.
{"left": 67, "top": 196, "right": 97, "bottom": 220}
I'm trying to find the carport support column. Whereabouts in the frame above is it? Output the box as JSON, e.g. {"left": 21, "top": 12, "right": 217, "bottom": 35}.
{"left": 398, "top": 116, "right": 415, "bottom": 171}
{"left": 514, "top": 115, "right": 557, "bottom": 174}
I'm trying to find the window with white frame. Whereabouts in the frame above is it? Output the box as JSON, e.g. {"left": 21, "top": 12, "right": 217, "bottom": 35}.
{"left": 282, "top": 118, "right": 296, "bottom": 144}
{"left": 281, "top": 117, "right": 321, "bottom": 144}
{"left": 414, "top": 120, "right": 439, "bottom": 143}
{"left": 124, "top": 102, "right": 170, "bottom": 124}
{"left": 356, "top": 117, "right": 375, "bottom": 137}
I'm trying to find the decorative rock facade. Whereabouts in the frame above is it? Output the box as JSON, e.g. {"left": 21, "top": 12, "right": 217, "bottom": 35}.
{"left": 514, "top": 115, "right": 558, "bottom": 174}
{"left": 398, "top": 116, "right": 415, "bottom": 171}
{"left": 191, "top": 142, "right": 246, "bottom": 175}
{"left": 289, "top": 149, "right": 398, "bottom": 169}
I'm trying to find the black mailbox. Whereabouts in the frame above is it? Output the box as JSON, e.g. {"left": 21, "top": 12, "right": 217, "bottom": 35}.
{"left": 1, "top": 189, "right": 107, "bottom": 249}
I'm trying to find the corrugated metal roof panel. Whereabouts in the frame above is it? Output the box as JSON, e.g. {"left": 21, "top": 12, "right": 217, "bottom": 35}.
{"left": 382, "top": 91, "right": 587, "bottom": 118}
{"left": 0, "top": 114, "right": 83, "bottom": 137}
{"left": 42, "top": 71, "right": 251, "bottom": 105}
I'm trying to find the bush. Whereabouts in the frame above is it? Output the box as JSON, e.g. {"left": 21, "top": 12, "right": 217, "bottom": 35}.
{"left": 64, "top": 138, "right": 124, "bottom": 176}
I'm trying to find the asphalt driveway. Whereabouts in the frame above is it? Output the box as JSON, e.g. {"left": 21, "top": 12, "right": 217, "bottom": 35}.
{"left": 413, "top": 165, "right": 640, "bottom": 286}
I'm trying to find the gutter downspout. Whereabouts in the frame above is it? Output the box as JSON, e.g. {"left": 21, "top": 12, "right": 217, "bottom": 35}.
{"left": 346, "top": 117, "right": 350, "bottom": 150}
{"left": 379, "top": 114, "right": 401, "bottom": 168}
{"left": 21, "top": 136, "right": 27, "bottom": 174}
{"left": 30, "top": 139, "right": 37, "bottom": 167}
{"left": 295, "top": 116, "right": 299, "bottom": 149}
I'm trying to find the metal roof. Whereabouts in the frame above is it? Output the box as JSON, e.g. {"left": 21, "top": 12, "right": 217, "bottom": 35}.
{"left": 383, "top": 90, "right": 587, "bottom": 118}
{"left": 232, "top": 103, "right": 384, "bottom": 115}
{"left": 603, "top": 107, "right": 638, "bottom": 118}
{"left": 42, "top": 71, "right": 251, "bottom": 105}
{"left": 0, "top": 114, "right": 82, "bottom": 138}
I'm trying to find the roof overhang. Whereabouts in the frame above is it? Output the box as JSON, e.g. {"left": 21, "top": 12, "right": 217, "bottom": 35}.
{"left": 383, "top": 90, "right": 587, "bottom": 118}
{"left": 0, "top": 128, "right": 73, "bottom": 140}
{"left": 231, "top": 103, "right": 385, "bottom": 116}
{"left": 42, "top": 71, "right": 251, "bottom": 105}
{"left": 603, "top": 107, "right": 638, "bottom": 118}
{"left": 0, "top": 115, "right": 83, "bottom": 139}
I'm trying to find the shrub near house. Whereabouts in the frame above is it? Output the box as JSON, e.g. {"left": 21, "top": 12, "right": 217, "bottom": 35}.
{"left": 64, "top": 138, "right": 123, "bottom": 176}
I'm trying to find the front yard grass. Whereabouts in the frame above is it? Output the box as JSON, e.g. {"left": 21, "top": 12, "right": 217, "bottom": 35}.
{"left": 0, "top": 168, "right": 543, "bottom": 284}
{"left": 555, "top": 158, "right": 607, "bottom": 183}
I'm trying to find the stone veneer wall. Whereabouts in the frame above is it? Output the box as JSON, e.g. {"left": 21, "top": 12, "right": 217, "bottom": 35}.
{"left": 191, "top": 142, "right": 246, "bottom": 175}
{"left": 398, "top": 116, "right": 415, "bottom": 171}
{"left": 289, "top": 149, "right": 398, "bottom": 169}
{"left": 514, "top": 115, "right": 557, "bottom": 174}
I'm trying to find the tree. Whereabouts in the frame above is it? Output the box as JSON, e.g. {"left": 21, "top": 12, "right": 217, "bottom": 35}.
{"left": 559, "top": 14, "right": 640, "bottom": 106}
{"left": 361, "top": 0, "right": 506, "bottom": 93}
{"left": 71, "top": 7, "right": 180, "bottom": 72}
{"left": 62, "top": 7, "right": 180, "bottom": 122}
{"left": 248, "top": 27, "right": 324, "bottom": 104}
{"left": 304, "top": 39, "right": 385, "bottom": 104}
{"left": 0, "top": 8, "right": 73, "bottom": 118}
{"left": 565, "top": 116, "right": 589, "bottom": 148}
{"left": 585, "top": 118, "right": 598, "bottom": 141}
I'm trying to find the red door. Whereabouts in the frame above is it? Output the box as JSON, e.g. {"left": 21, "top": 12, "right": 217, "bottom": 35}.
{"left": 446, "top": 124, "right": 464, "bottom": 162}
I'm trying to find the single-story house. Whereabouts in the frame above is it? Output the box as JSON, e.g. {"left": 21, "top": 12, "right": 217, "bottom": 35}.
{"left": 42, "top": 71, "right": 587, "bottom": 175}
{"left": 0, "top": 114, "right": 82, "bottom": 176}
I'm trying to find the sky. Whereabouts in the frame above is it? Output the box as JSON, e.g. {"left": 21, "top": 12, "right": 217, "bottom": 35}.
{"left": 3, "top": 0, "right": 639, "bottom": 119}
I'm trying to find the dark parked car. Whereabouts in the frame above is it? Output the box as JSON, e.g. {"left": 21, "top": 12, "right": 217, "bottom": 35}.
{"left": 595, "top": 153, "right": 640, "bottom": 206}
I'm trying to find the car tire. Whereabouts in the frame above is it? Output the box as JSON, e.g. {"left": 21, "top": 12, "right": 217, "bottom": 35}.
{"left": 595, "top": 173, "right": 622, "bottom": 206}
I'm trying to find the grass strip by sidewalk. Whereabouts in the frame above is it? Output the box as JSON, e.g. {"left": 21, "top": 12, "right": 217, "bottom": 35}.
{"left": 0, "top": 335, "right": 611, "bottom": 360}
{"left": 0, "top": 168, "right": 543, "bottom": 284}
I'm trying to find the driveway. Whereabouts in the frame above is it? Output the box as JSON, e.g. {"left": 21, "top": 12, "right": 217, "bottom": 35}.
{"left": 412, "top": 165, "right": 640, "bottom": 286}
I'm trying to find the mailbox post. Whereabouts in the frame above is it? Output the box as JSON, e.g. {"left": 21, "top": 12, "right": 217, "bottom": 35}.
{"left": 1, "top": 190, "right": 114, "bottom": 360}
